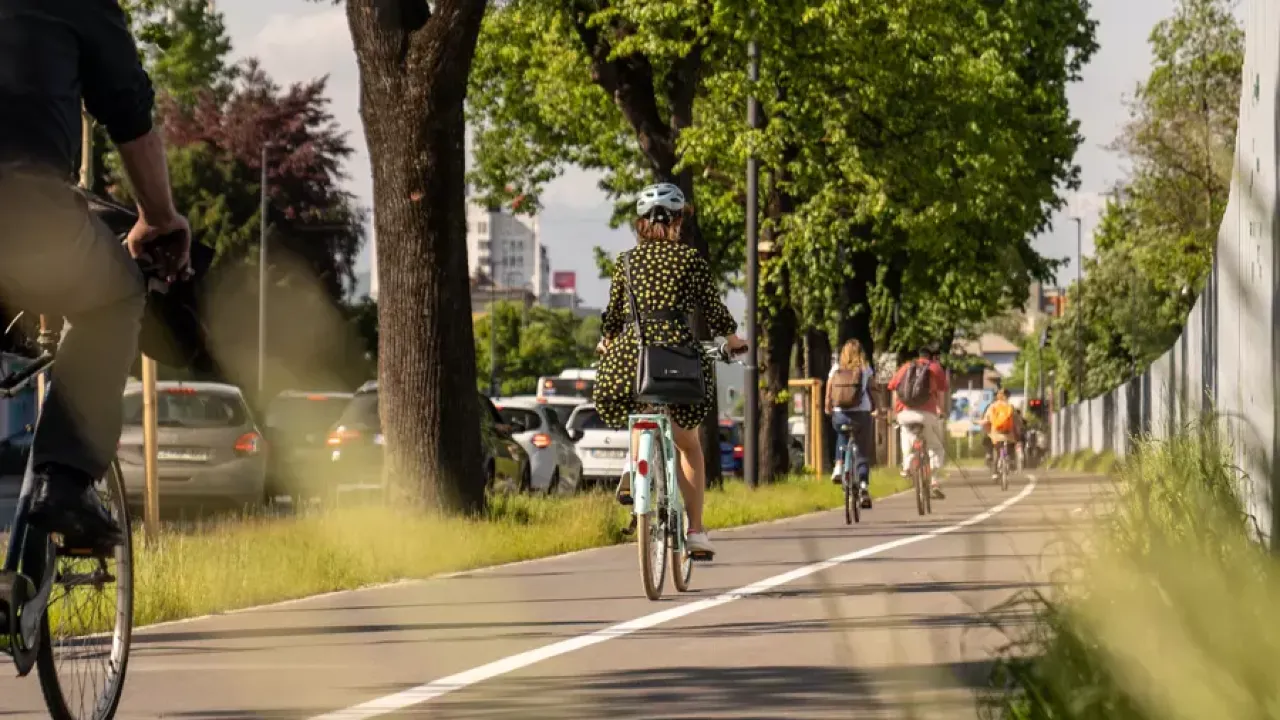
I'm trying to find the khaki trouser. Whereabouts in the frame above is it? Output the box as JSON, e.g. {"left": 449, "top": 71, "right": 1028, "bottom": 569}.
{"left": 896, "top": 409, "right": 945, "bottom": 473}
{"left": 0, "top": 170, "right": 145, "bottom": 483}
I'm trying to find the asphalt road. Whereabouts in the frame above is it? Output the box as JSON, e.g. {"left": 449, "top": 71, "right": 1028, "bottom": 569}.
{"left": 0, "top": 468, "right": 1103, "bottom": 719}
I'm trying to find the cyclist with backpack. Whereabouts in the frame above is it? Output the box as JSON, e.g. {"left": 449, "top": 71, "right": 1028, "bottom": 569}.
{"left": 825, "top": 339, "right": 875, "bottom": 508}
{"left": 981, "top": 388, "right": 1023, "bottom": 476}
{"left": 888, "top": 347, "right": 948, "bottom": 499}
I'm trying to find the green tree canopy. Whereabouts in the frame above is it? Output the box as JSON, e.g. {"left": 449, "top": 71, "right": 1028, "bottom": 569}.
{"left": 475, "top": 303, "right": 602, "bottom": 396}
{"left": 1051, "top": 0, "right": 1241, "bottom": 401}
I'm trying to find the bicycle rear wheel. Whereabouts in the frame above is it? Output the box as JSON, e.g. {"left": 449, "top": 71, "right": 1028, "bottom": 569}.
{"left": 671, "top": 508, "right": 693, "bottom": 592}
{"left": 1000, "top": 454, "right": 1009, "bottom": 491}
{"left": 37, "top": 460, "right": 133, "bottom": 720}
{"left": 844, "top": 478, "right": 854, "bottom": 525}
{"left": 637, "top": 438, "right": 668, "bottom": 601}
{"left": 913, "top": 459, "right": 926, "bottom": 517}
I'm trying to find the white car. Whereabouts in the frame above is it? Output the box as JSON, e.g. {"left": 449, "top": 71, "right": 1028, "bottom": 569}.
{"left": 566, "top": 403, "right": 629, "bottom": 490}
{"left": 498, "top": 395, "right": 586, "bottom": 429}
{"left": 492, "top": 398, "right": 583, "bottom": 494}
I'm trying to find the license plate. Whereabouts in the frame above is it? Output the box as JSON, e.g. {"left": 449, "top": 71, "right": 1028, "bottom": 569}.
{"left": 157, "top": 449, "right": 209, "bottom": 462}
{"left": 592, "top": 449, "right": 625, "bottom": 459}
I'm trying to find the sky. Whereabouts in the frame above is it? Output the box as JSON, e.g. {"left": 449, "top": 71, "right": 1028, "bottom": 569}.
{"left": 221, "top": 0, "right": 1180, "bottom": 312}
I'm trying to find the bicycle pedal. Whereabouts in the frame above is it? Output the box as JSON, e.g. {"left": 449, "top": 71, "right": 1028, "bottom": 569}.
{"left": 688, "top": 550, "right": 714, "bottom": 562}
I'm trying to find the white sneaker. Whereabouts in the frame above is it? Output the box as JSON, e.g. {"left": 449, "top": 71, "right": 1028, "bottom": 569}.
{"left": 687, "top": 532, "right": 716, "bottom": 557}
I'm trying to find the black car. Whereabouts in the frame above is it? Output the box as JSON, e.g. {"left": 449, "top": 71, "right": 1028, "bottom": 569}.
{"left": 326, "top": 382, "right": 530, "bottom": 495}
{"left": 263, "top": 390, "right": 353, "bottom": 501}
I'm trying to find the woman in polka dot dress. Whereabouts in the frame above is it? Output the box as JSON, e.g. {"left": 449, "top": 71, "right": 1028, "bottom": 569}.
{"left": 594, "top": 182, "right": 746, "bottom": 558}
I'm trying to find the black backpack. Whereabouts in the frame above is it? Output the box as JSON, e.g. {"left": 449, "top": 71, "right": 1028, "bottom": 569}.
{"left": 899, "top": 360, "right": 933, "bottom": 409}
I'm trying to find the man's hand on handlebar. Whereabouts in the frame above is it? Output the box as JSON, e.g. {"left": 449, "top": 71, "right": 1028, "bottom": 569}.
{"left": 125, "top": 213, "right": 192, "bottom": 285}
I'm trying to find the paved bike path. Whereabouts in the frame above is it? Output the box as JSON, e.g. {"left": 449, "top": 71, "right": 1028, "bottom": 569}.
{"left": 0, "top": 469, "right": 1103, "bottom": 718}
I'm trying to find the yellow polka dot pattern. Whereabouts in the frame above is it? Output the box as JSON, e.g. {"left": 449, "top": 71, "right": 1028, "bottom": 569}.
{"left": 594, "top": 241, "right": 738, "bottom": 429}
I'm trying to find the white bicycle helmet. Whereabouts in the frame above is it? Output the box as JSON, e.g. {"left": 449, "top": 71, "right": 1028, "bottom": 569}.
{"left": 636, "top": 182, "right": 686, "bottom": 220}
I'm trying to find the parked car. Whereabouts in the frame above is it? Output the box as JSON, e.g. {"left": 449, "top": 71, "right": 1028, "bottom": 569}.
{"left": 493, "top": 398, "right": 583, "bottom": 494}
{"left": 566, "top": 403, "right": 628, "bottom": 490}
{"left": 497, "top": 394, "right": 586, "bottom": 428}
{"left": 327, "top": 383, "right": 530, "bottom": 493}
{"left": 263, "top": 390, "right": 352, "bottom": 501}
{"left": 117, "top": 381, "right": 266, "bottom": 511}
{"left": 718, "top": 417, "right": 744, "bottom": 476}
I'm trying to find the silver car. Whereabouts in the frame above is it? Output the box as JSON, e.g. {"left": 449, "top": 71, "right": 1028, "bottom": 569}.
{"left": 566, "top": 403, "right": 629, "bottom": 490}
{"left": 493, "top": 398, "right": 583, "bottom": 494}
{"left": 118, "top": 381, "right": 266, "bottom": 511}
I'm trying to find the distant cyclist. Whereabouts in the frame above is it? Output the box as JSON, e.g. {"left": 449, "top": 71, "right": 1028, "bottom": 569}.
{"left": 981, "top": 388, "right": 1023, "bottom": 476}
{"left": 593, "top": 182, "right": 746, "bottom": 558}
{"left": 0, "top": 0, "right": 191, "bottom": 550}
{"left": 888, "top": 347, "right": 947, "bottom": 499}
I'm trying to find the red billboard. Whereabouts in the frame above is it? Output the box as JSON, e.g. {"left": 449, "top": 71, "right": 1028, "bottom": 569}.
{"left": 552, "top": 271, "right": 576, "bottom": 291}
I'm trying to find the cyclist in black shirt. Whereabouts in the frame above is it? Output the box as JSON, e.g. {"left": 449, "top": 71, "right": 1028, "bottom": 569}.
{"left": 0, "top": 0, "right": 190, "bottom": 548}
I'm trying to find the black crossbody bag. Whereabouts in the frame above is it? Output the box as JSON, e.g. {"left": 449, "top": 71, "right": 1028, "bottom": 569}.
{"left": 621, "top": 253, "right": 706, "bottom": 405}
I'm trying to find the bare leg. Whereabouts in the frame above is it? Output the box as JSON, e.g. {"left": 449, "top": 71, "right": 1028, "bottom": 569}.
{"left": 672, "top": 423, "right": 706, "bottom": 533}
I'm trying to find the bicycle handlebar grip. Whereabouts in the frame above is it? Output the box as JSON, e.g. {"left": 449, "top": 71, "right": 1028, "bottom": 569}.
{"left": 718, "top": 342, "right": 749, "bottom": 363}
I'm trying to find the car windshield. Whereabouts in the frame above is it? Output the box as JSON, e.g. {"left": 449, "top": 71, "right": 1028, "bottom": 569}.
{"left": 718, "top": 426, "right": 740, "bottom": 445}
{"left": 542, "top": 405, "right": 569, "bottom": 426}
{"left": 266, "top": 395, "right": 350, "bottom": 435}
{"left": 123, "top": 389, "right": 246, "bottom": 428}
{"left": 498, "top": 407, "right": 542, "bottom": 434}
{"left": 335, "top": 391, "right": 379, "bottom": 429}
{"left": 569, "top": 408, "right": 609, "bottom": 431}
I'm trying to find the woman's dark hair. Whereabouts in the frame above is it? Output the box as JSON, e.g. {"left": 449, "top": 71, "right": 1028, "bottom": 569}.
{"left": 635, "top": 205, "right": 693, "bottom": 244}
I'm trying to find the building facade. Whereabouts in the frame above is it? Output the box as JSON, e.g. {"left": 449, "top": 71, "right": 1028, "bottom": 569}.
{"left": 466, "top": 202, "right": 546, "bottom": 293}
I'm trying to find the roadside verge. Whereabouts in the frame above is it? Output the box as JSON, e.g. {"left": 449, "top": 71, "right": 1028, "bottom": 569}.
{"left": 132, "top": 470, "right": 912, "bottom": 629}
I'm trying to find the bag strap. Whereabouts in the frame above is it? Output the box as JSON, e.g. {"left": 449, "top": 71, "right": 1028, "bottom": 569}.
{"left": 620, "top": 252, "right": 647, "bottom": 346}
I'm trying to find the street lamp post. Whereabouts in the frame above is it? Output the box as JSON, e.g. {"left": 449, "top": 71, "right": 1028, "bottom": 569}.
{"left": 743, "top": 35, "right": 760, "bottom": 489}
{"left": 258, "top": 144, "right": 269, "bottom": 397}
{"left": 490, "top": 249, "right": 498, "bottom": 396}
{"left": 1072, "top": 216, "right": 1083, "bottom": 404}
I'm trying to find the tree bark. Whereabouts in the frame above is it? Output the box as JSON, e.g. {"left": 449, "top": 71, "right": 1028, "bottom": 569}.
{"left": 804, "top": 328, "right": 833, "bottom": 474}
{"left": 759, "top": 278, "right": 797, "bottom": 484}
{"left": 347, "top": 0, "right": 488, "bottom": 513}
{"left": 837, "top": 227, "right": 878, "bottom": 363}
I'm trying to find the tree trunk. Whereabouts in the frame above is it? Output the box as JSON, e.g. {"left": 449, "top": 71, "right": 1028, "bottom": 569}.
{"left": 838, "top": 232, "right": 878, "bottom": 363}
{"left": 347, "top": 0, "right": 488, "bottom": 513}
{"left": 759, "top": 280, "right": 797, "bottom": 484}
{"left": 804, "top": 328, "right": 833, "bottom": 474}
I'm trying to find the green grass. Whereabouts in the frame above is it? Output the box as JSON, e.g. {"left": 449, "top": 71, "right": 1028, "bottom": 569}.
{"left": 982, "top": 424, "right": 1278, "bottom": 719}
{"left": 1046, "top": 449, "right": 1120, "bottom": 474}
{"left": 122, "top": 468, "right": 911, "bottom": 629}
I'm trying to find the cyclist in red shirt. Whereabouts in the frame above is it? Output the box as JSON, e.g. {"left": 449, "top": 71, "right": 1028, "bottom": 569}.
{"left": 887, "top": 347, "right": 948, "bottom": 499}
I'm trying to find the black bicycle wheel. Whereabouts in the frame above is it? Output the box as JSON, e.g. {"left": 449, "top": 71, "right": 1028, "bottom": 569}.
{"left": 670, "top": 508, "right": 693, "bottom": 592}
{"left": 844, "top": 477, "right": 854, "bottom": 525}
{"left": 914, "top": 461, "right": 926, "bottom": 517}
{"left": 37, "top": 460, "right": 133, "bottom": 720}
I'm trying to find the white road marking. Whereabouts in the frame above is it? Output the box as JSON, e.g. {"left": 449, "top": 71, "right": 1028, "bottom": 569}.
{"left": 309, "top": 476, "right": 1038, "bottom": 720}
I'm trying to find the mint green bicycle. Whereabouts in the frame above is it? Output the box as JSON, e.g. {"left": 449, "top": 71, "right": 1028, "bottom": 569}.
{"left": 629, "top": 341, "right": 745, "bottom": 601}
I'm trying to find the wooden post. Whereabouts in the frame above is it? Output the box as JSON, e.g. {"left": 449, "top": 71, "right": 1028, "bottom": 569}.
{"left": 140, "top": 356, "right": 159, "bottom": 543}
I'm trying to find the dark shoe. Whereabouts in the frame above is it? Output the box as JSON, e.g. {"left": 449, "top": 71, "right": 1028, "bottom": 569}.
{"left": 931, "top": 486, "right": 946, "bottom": 500}
{"left": 28, "top": 469, "right": 123, "bottom": 554}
